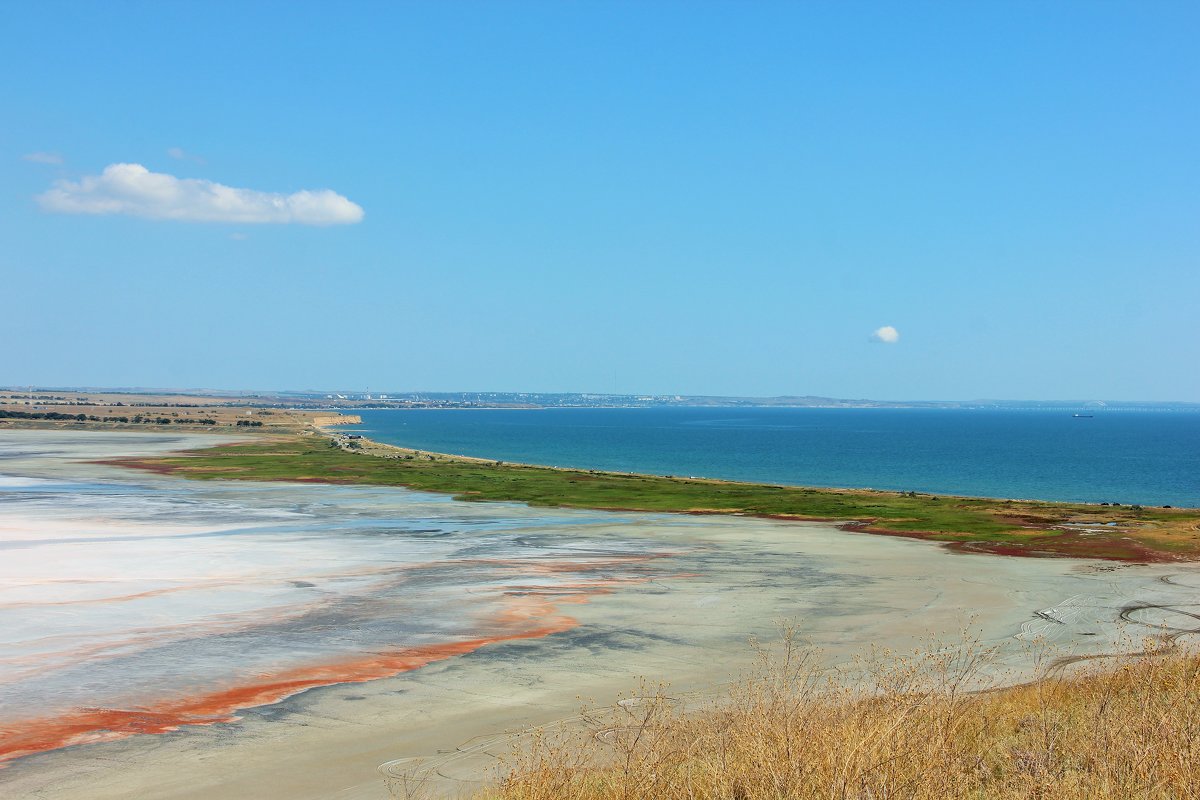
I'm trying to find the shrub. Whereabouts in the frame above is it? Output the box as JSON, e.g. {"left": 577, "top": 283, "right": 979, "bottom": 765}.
{"left": 471, "top": 635, "right": 1200, "bottom": 800}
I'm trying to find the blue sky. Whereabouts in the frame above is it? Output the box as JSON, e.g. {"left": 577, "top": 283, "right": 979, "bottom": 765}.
{"left": 2, "top": 1, "right": 1197, "bottom": 400}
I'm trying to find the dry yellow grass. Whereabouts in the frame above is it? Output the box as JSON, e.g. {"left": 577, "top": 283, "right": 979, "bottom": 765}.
{"left": 478, "top": 633, "right": 1200, "bottom": 800}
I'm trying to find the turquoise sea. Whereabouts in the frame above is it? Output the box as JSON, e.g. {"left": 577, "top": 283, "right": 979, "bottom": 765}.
{"left": 344, "top": 407, "right": 1200, "bottom": 507}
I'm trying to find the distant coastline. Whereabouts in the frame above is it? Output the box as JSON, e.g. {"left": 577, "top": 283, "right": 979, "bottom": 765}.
{"left": 5, "top": 385, "right": 1199, "bottom": 413}
{"left": 6, "top": 390, "right": 1199, "bottom": 562}
{"left": 105, "top": 421, "right": 1200, "bottom": 564}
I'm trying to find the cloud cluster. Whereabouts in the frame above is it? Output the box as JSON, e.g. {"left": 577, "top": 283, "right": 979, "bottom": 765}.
{"left": 871, "top": 325, "right": 900, "bottom": 344}
{"left": 36, "top": 163, "right": 364, "bottom": 226}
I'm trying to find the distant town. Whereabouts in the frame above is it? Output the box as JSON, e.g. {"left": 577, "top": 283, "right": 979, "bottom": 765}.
{"left": 2, "top": 387, "right": 1197, "bottom": 413}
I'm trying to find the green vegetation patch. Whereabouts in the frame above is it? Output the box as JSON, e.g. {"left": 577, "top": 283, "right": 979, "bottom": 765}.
{"left": 114, "top": 435, "right": 1200, "bottom": 562}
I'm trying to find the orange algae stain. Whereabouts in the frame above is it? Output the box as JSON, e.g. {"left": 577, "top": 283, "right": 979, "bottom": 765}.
{"left": 0, "top": 574, "right": 647, "bottom": 766}
{"left": 0, "top": 618, "right": 576, "bottom": 765}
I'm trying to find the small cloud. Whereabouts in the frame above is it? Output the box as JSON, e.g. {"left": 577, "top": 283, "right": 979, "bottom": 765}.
{"left": 24, "top": 152, "right": 64, "bottom": 165}
{"left": 229, "top": 232, "right": 249, "bottom": 241}
{"left": 167, "top": 146, "right": 205, "bottom": 164}
{"left": 870, "top": 325, "right": 900, "bottom": 344}
{"left": 37, "top": 163, "right": 364, "bottom": 226}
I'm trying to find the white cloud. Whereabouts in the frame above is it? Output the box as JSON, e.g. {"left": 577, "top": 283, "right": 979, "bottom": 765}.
{"left": 871, "top": 325, "right": 900, "bottom": 344}
{"left": 36, "top": 163, "right": 364, "bottom": 226}
{"left": 24, "top": 152, "right": 64, "bottom": 165}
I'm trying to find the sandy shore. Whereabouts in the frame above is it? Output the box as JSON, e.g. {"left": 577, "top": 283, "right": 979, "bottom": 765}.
{"left": 2, "top": 430, "right": 1199, "bottom": 800}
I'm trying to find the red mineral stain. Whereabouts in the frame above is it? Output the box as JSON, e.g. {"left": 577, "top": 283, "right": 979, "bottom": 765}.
{"left": 0, "top": 571, "right": 658, "bottom": 766}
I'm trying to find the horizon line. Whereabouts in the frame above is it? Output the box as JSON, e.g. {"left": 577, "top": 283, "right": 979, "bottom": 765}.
{"left": 3, "top": 385, "right": 1199, "bottom": 406}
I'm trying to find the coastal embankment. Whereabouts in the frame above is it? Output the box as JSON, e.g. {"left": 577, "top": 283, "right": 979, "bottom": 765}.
{"left": 113, "top": 425, "right": 1200, "bottom": 563}
{"left": 313, "top": 414, "right": 362, "bottom": 427}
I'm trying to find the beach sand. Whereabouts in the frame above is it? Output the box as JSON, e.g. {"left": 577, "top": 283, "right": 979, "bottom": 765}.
{"left": 2, "top": 429, "right": 1198, "bottom": 799}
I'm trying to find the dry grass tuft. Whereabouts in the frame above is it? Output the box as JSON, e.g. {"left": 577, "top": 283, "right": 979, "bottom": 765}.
{"left": 478, "top": 632, "right": 1200, "bottom": 800}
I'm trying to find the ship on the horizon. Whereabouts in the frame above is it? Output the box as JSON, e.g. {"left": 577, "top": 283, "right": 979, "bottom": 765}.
{"left": 1073, "top": 413, "right": 1094, "bottom": 418}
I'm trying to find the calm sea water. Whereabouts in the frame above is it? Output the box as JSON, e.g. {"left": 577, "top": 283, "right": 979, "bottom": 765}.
{"left": 345, "top": 408, "right": 1200, "bottom": 507}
